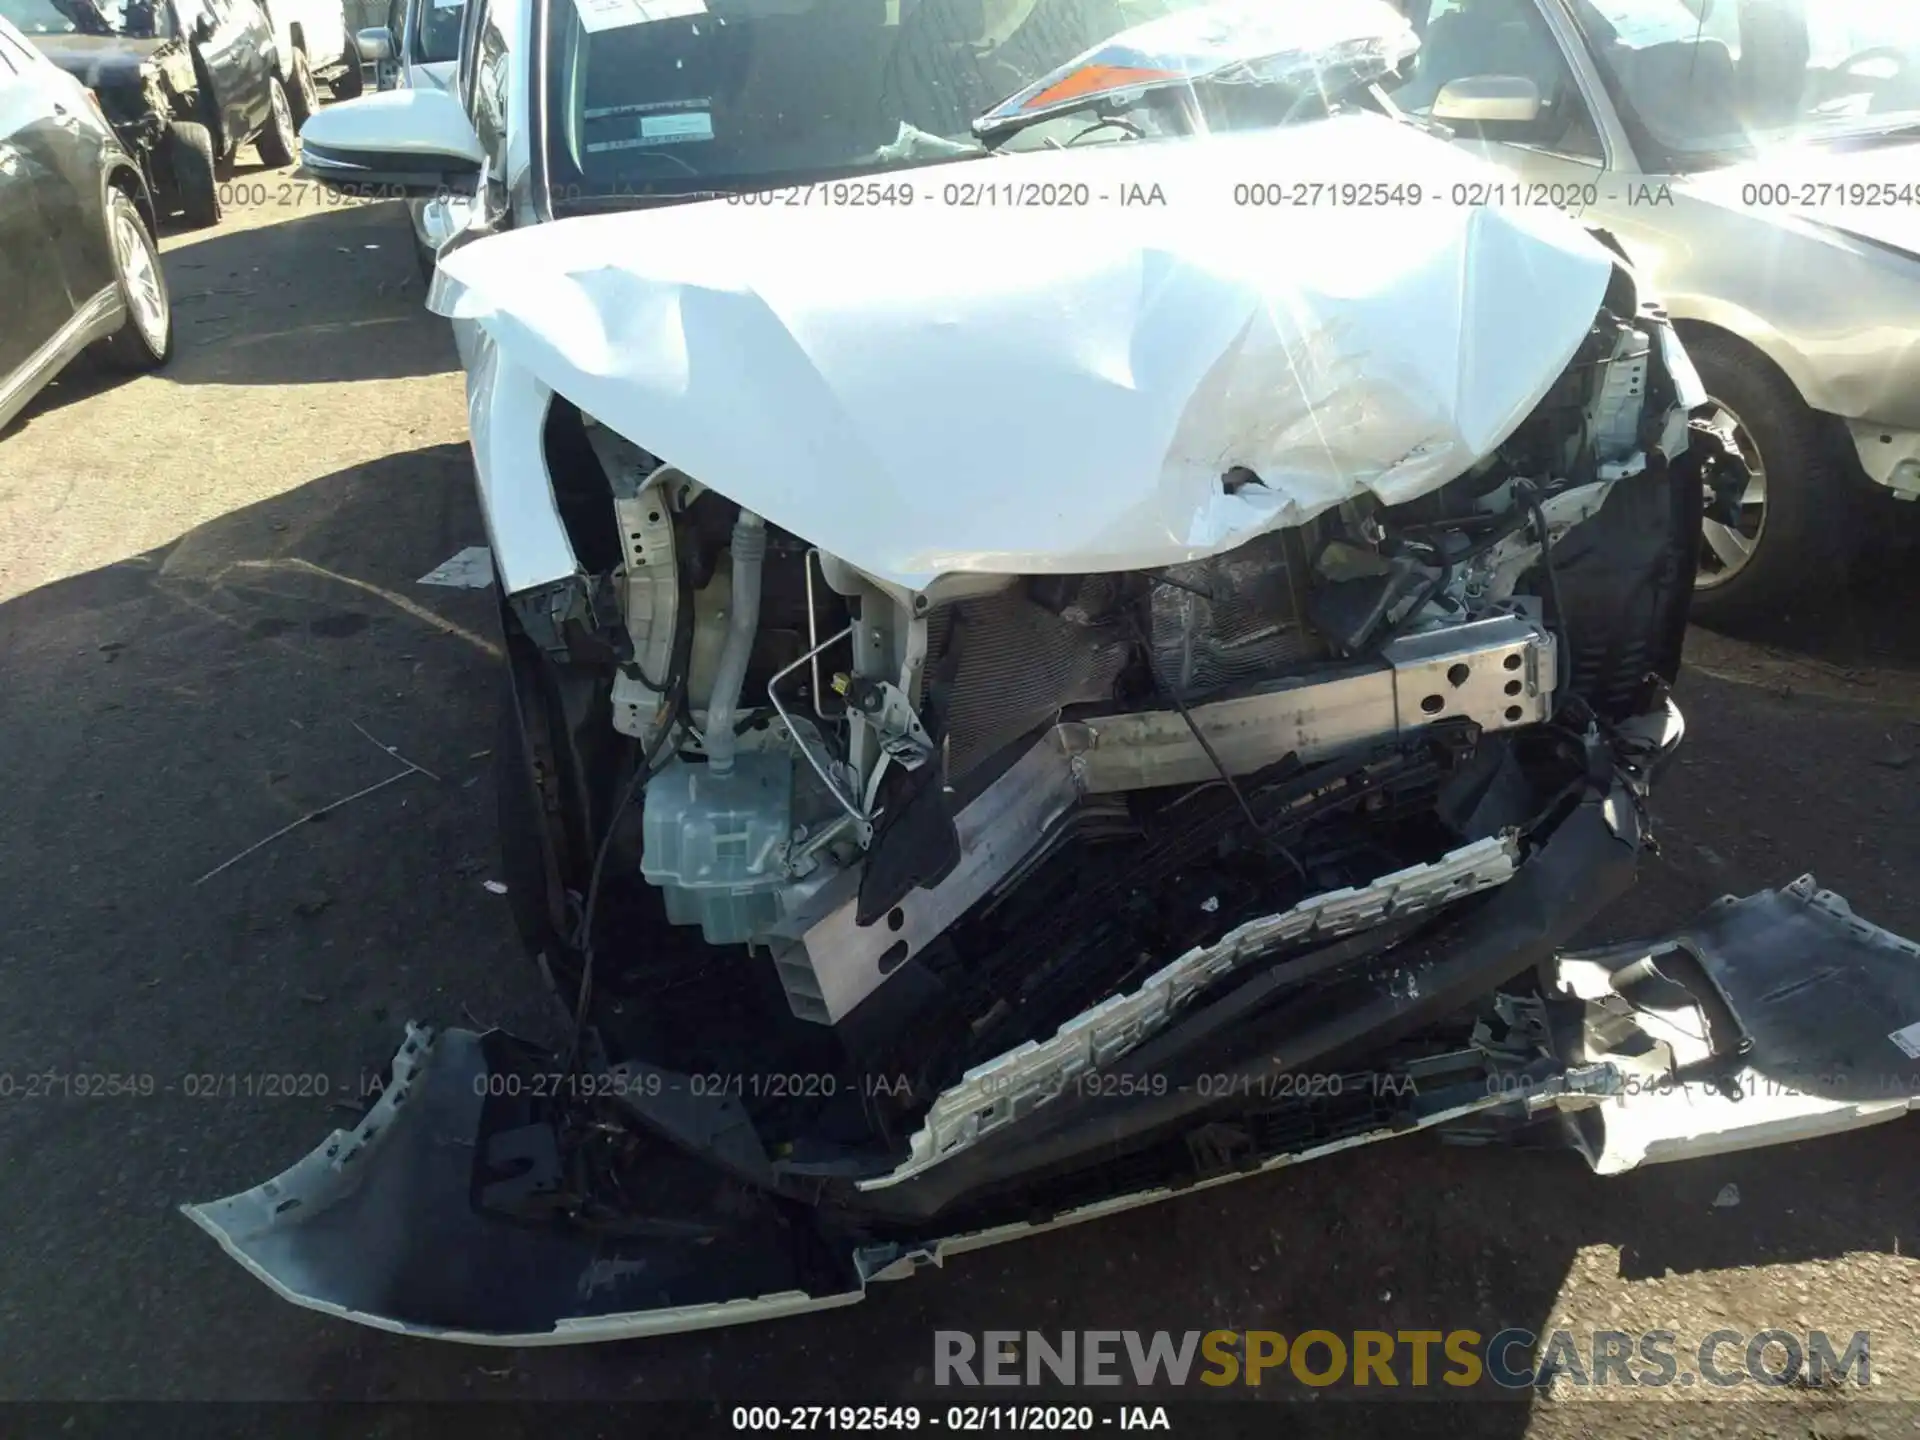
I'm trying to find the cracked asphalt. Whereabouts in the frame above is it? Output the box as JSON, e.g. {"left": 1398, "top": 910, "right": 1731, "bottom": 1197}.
{"left": 2, "top": 168, "right": 1919, "bottom": 1436}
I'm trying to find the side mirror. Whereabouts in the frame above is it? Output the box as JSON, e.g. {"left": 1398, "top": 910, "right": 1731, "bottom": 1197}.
{"left": 354, "top": 25, "right": 394, "bottom": 63}
{"left": 1433, "top": 74, "right": 1543, "bottom": 124}
{"left": 191, "top": 10, "right": 215, "bottom": 41}
{"left": 297, "top": 87, "right": 484, "bottom": 197}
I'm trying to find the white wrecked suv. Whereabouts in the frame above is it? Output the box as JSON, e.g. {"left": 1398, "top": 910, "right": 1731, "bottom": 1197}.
{"left": 186, "top": 0, "right": 1920, "bottom": 1344}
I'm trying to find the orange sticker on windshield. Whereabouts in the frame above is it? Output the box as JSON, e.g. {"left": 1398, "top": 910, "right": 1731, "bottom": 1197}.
{"left": 1020, "top": 64, "right": 1186, "bottom": 112}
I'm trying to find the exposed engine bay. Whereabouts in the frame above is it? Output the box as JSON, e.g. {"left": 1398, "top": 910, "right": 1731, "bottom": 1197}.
{"left": 480, "top": 270, "right": 1714, "bottom": 1185}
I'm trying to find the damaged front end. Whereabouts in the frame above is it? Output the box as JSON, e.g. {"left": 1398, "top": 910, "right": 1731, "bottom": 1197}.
{"left": 187, "top": 874, "right": 1920, "bottom": 1343}
{"left": 36, "top": 35, "right": 200, "bottom": 171}
{"left": 187, "top": 114, "right": 1906, "bottom": 1340}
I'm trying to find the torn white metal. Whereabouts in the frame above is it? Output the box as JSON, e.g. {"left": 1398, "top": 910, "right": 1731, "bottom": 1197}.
{"left": 431, "top": 113, "right": 1617, "bottom": 589}
{"left": 864, "top": 831, "right": 1524, "bottom": 1188}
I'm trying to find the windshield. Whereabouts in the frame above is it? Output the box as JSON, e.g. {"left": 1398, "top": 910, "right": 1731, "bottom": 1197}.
{"left": 1566, "top": 0, "right": 1920, "bottom": 162}
{"left": 0, "top": 0, "right": 102, "bottom": 35}
{"left": 542, "top": 0, "right": 1417, "bottom": 202}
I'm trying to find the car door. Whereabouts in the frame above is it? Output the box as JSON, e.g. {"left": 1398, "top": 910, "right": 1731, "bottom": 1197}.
{"left": 434, "top": 0, "right": 498, "bottom": 237}
{"left": 188, "top": 0, "right": 272, "bottom": 148}
{"left": 0, "top": 35, "right": 74, "bottom": 387}
{"left": 1386, "top": 0, "right": 1614, "bottom": 218}
{"left": 175, "top": 0, "right": 237, "bottom": 142}
{"left": 12, "top": 45, "right": 121, "bottom": 304}
{"left": 372, "top": 0, "right": 403, "bottom": 86}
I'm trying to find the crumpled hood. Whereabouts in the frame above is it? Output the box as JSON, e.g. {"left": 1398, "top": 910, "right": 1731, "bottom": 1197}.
{"left": 1682, "top": 137, "right": 1920, "bottom": 260}
{"left": 433, "top": 113, "right": 1616, "bottom": 587}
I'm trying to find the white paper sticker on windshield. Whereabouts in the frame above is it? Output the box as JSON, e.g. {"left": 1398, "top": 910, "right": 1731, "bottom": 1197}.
{"left": 1890, "top": 1021, "right": 1920, "bottom": 1059}
{"left": 585, "top": 114, "right": 713, "bottom": 151}
{"left": 1585, "top": 0, "right": 1702, "bottom": 48}
{"left": 641, "top": 111, "right": 712, "bottom": 141}
{"left": 573, "top": 0, "right": 704, "bottom": 32}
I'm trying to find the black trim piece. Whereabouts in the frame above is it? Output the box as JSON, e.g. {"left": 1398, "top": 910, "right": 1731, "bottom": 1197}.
{"left": 857, "top": 786, "right": 1641, "bottom": 1224}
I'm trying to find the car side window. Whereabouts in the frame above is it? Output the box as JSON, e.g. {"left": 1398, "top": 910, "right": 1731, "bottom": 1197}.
{"left": 417, "top": 0, "right": 462, "bottom": 64}
{"left": 455, "top": 0, "right": 485, "bottom": 108}
{"left": 1387, "top": 0, "right": 1605, "bottom": 161}
{"left": 465, "top": 0, "right": 508, "bottom": 172}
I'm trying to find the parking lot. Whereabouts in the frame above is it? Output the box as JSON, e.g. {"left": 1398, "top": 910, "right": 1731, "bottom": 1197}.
{"left": 4, "top": 167, "right": 1920, "bottom": 1433}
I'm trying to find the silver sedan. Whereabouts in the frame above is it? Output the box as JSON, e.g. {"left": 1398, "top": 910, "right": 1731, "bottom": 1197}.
{"left": 1382, "top": 0, "right": 1920, "bottom": 625}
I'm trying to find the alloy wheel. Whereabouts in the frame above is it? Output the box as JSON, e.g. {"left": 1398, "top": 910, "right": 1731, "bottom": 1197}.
{"left": 271, "top": 82, "right": 293, "bottom": 148}
{"left": 114, "top": 209, "right": 169, "bottom": 354}
{"left": 1696, "top": 398, "right": 1769, "bottom": 588}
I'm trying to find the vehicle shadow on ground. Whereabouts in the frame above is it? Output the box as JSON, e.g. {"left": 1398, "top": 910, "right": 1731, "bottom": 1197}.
{"left": 0, "top": 443, "right": 558, "bottom": 1401}
{"left": 160, "top": 197, "right": 451, "bottom": 387}
{"left": 1690, "top": 504, "right": 1920, "bottom": 674}
{"left": 0, "top": 452, "right": 1916, "bottom": 1424}
{"left": 10, "top": 196, "right": 448, "bottom": 430}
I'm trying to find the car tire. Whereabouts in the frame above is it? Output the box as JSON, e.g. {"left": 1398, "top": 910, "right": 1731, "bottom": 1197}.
{"left": 95, "top": 190, "right": 173, "bottom": 373}
{"left": 255, "top": 75, "right": 298, "bottom": 168}
{"left": 329, "top": 39, "right": 365, "bottom": 99}
{"left": 285, "top": 48, "right": 321, "bottom": 130}
{"left": 1685, "top": 331, "right": 1856, "bottom": 629}
{"left": 167, "top": 120, "right": 221, "bottom": 228}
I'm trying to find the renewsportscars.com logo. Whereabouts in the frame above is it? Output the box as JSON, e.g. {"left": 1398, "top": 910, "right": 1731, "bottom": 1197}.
{"left": 933, "top": 1328, "right": 1872, "bottom": 1390}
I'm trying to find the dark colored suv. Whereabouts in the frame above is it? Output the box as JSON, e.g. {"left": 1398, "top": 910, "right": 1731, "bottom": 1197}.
{"left": 2, "top": 0, "right": 300, "bottom": 226}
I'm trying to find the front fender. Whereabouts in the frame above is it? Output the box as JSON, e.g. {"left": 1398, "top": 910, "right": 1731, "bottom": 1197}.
{"left": 456, "top": 323, "right": 580, "bottom": 598}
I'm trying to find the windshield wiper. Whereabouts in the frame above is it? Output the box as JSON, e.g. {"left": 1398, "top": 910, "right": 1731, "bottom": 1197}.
{"left": 1810, "top": 114, "right": 1920, "bottom": 148}
{"left": 973, "top": 78, "right": 1189, "bottom": 151}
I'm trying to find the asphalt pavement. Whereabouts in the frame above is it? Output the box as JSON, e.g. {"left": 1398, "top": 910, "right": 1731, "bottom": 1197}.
{"left": 2, "top": 159, "right": 1919, "bottom": 1436}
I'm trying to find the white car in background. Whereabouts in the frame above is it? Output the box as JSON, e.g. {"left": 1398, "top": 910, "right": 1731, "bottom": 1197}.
{"left": 259, "top": 0, "right": 362, "bottom": 126}
{"left": 1382, "top": 0, "right": 1920, "bottom": 625}
{"left": 352, "top": 0, "right": 463, "bottom": 273}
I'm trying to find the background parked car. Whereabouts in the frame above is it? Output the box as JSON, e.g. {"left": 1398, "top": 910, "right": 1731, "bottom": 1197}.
{"left": 3, "top": 0, "right": 302, "bottom": 227}
{"left": 1383, "top": 0, "right": 1920, "bottom": 625}
{"left": 0, "top": 11, "right": 172, "bottom": 432}
{"left": 4, "top": 0, "right": 216, "bottom": 225}
{"left": 352, "top": 0, "right": 460, "bottom": 275}
{"left": 257, "top": 0, "right": 357, "bottom": 122}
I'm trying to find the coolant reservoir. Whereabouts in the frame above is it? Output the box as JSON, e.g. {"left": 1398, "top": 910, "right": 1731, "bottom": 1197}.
{"left": 641, "top": 750, "right": 793, "bottom": 946}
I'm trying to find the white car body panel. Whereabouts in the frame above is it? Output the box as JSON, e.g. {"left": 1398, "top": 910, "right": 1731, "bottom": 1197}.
{"left": 411, "top": 55, "right": 456, "bottom": 91}
{"left": 431, "top": 114, "right": 1617, "bottom": 591}
{"left": 266, "top": 0, "right": 350, "bottom": 78}
{"left": 1584, "top": 150, "right": 1920, "bottom": 433}
{"left": 1439, "top": 0, "right": 1920, "bottom": 480}
{"left": 461, "top": 332, "right": 576, "bottom": 594}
